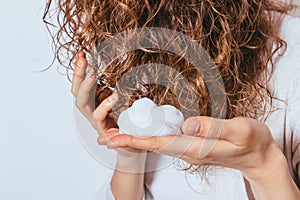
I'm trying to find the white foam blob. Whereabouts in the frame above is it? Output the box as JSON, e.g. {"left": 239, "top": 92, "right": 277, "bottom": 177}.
{"left": 117, "top": 98, "right": 184, "bottom": 136}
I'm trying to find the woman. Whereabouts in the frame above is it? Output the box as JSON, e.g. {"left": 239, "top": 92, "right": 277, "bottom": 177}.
{"left": 44, "top": 0, "right": 300, "bottom": 199}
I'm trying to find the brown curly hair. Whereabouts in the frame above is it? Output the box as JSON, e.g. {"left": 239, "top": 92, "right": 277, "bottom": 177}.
{"left": 43, "top": 0, "right": 293, "bottom": 122}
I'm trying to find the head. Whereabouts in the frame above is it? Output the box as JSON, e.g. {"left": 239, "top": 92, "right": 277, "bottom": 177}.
{"left": 44, "top": 0, "right": 295, "bottom": 174}
{"left": 44, "top": 0, "right": 292, "bottom": 127}
{"left": 44, "top": 0, "right": 294, "bottom": 121}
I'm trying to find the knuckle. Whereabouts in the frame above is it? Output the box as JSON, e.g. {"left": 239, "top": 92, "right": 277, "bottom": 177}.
{"left": 92, "top": 111, "right": 97, "bottom": 120}
{"left": 75, "top": 99, "right": 84, "bottom": 108}
{"left": 71, "top": 87, "right": 77, "bottom": 96}
{"left": 97, "top": 137, "right": 102, "bottom": 145}
{"left": 102, "top": 132, "right": 110, "bottom": 140}
{"left": 231, "top": 117, "right": 253, "bottom": 137}
{"left": 92, "top": 109, "right": 102, "bottom": 122}
{"left": 73, "top": 73, "right": 85, "bottom": 80}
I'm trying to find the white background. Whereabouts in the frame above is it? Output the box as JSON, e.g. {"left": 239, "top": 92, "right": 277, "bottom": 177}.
{"left": 0, "top": 1, "right": 299, "bottom": 200}
{"left": 0, "top": 1, "right": 109, "bottom": 200}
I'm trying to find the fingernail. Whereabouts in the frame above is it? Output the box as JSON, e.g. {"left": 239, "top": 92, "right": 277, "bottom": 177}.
{"left": 78, "top": 51, "right": 86, "bottom": 58}
{"left": 191, "top": 119, "right": 201, "bottom": 134}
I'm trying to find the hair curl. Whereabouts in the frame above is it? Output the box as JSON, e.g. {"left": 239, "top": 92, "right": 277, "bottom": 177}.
{"left": 44, "top": 0, "right": 293, "bottom": 171}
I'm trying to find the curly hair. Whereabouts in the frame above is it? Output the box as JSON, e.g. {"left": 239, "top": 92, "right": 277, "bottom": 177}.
{"left": 43, "top": 1, "right": 293, "bottom": 122}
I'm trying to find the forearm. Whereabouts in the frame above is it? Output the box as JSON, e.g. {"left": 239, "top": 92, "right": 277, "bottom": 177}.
{"left": 248, "top": 172, "right": 299, "bottom": 200}
{"left": 111, "top": 152, "right": 147, "bottom": 200}
{"left": 245, "top": 143, "right": 300, "bottom": 200}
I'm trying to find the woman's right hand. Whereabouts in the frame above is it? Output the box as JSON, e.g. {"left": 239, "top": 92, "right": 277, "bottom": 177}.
{"left": 71, "top": 51, "right": 145, "bottom": 156}
{"left": 72, "top": 52, "right": 146, "bottom": 200}
{"left": 71, "top": 51, "right": 118, "bottom": 135}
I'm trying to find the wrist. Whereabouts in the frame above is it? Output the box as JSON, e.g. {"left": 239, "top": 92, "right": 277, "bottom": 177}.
{"left": 242, "top": 141, "right": 288, "bottom": 183}
{"left": 115, "top": 149, "right": 147, "bottom": 173}
{"left": 242, "top": 142, "right": 300, "bottom": 200}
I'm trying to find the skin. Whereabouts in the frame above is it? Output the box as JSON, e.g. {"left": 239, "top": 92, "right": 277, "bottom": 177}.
{"left": 72, "top": 51, "right": 145, "bottom": 200}
{"left": 72, "top": 51, "right": 300, "bottom": 200}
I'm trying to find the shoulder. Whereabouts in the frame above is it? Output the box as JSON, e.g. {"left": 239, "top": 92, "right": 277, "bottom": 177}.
{"left": 272, "top": 15, "right": 300, "bottom": 89}
{"left": 271, "top": 15, "right": 300, "bottom": 127}
{"left": 281, "top": 14, "right": 300, "bottom": 39}
{"left": 265, "top": 14, "right": 300, "bottom": 185}
{"left": 277, "top": 15, "right": 300, "bottom": 66}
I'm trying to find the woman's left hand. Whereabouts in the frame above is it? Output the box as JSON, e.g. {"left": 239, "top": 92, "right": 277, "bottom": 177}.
{"left": 98, "top": 116, "right": 287, "bottom": 181}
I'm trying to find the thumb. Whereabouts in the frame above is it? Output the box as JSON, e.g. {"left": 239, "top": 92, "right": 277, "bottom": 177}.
{"left": 182, "top": 116, "right": 227, "bottom": 139}
{"left": 181, "top": 116, "right": 203, "bottom": 136}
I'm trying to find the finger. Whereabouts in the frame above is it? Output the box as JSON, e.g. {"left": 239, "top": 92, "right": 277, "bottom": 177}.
{"left": 182, "top": 116, "right": 253, "bottom": 144}
{"left": 106, "top": 133, "right": 178, "bottom": 152}
{"left": 93, "top": 92, "right": 119, "bottom": 124}
{"left": 71, "top": 51, "right": 88, "bottom": 96}
{"left": 75, "top": 72, "right": 97, "bottom": 117}
{"left": 106, "top": 133, "right": 239, "bottom": 159}
{"left": 177, "top": 155, "right": 227, "bottom": 168}
{"left": 98, "top": 129, "right": 145, "bottom": 154}
{"left": 97, "top": 129, "right": 120, "bottom": 145}
{"left": 106, "top": 128, "right": 119, "bottom": 133}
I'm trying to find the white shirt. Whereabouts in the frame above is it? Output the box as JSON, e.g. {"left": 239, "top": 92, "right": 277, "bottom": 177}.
{"left": 95, "top": 15, "right": 300, "bottom": 200}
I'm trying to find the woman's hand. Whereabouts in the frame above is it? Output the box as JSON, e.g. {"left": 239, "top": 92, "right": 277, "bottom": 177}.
{"left": 71, "top": 51, "right": 118, "bottom": 134}
{"left": 97, "top": 116, "right": 280, "bottom": 177}
{"left": 71, "top": 52, "right": 146, "bottom": 200}
{"left": 100, "top": 116, "right": 300, "bottom": 199}
{"left": 72, "top": 51, "right": 143, "bottom": 154}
